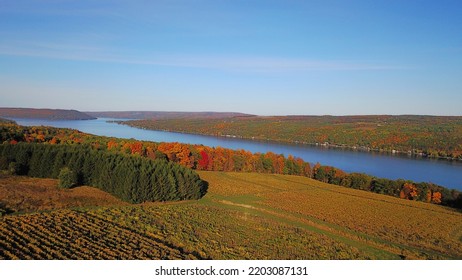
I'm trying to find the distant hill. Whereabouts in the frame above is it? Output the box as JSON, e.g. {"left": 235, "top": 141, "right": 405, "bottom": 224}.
{"left": 0, "top": 117, "right": 15, "bottom": 124}
{"left": 0, "top": 108, "right": 96, "bottom": 120}
{"left": 86, "top": 111, "right": 254, "bottom": 120}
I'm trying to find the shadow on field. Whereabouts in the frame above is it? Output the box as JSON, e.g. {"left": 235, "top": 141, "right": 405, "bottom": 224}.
{"left": 0, "top": 201, "right": 14, "bottom": 216}
{"left": 199, "top": 179, "right": 209, "bottom": 198}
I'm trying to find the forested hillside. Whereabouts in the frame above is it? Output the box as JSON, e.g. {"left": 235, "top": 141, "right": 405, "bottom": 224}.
{"left": 0, "top": 108, "right": 96, "bottom": 120}
{"left": 86, "top": 111, "right": 253, "bottom": 119}
{"left": 122, "top": 115, "right": 462, "bottom": 160}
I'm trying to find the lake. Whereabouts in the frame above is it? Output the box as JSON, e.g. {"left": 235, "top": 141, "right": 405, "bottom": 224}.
{"left": 12, "top": 118, "right": 462, "bottom": 191}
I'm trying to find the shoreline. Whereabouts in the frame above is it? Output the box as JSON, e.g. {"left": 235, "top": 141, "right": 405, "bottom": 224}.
{"left": 117, "top": 121, "right": 462, "bottom": 162}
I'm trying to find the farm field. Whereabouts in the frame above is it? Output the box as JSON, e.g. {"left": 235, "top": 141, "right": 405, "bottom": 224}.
{"left": 1, "top": 172, "right": 462, "bottom": 260}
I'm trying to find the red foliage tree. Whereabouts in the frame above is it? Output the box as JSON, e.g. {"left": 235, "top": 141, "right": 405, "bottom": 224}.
{"left": 198, "top": 150, "right": 209, "bottom": 170}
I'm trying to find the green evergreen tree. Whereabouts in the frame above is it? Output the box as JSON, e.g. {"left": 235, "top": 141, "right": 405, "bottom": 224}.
{"left": 0, "top": 143, "right": 206, "bottom": 203}
{"left": 58, "top": 167, "right": 77, "bottom": 189}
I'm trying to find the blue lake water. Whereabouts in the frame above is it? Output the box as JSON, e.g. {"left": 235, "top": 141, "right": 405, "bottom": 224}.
{"left": 12, "top": 118, "right": 462, "bottom": 191}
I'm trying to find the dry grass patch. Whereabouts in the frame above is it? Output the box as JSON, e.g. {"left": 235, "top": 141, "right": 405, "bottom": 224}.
{"left": 0, "top": 175, "right": 127, "bottom": 213}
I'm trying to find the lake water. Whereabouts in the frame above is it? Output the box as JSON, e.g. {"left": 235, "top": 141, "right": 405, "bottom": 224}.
{"left": 12, "top": 118, "right": 462, "bottom": 191}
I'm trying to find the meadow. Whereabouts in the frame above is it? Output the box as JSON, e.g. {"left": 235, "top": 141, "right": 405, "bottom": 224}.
{"left": 1, "top": 171, "right": 461, "bottom": 260}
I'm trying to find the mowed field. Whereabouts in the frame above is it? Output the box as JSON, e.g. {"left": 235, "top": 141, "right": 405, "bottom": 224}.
{"left": 1, "top": 172, "right": 462, "bottom": 260}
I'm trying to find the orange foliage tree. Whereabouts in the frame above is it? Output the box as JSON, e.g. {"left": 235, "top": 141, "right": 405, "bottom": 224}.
{"left": 400, "top": 183, "right": 418, "bottom": 200}
{"left": 431, "top": 192, "right": 442, "bottom": 204}
{"left": 107, "top": 140, "right": 118, "bottom": 150}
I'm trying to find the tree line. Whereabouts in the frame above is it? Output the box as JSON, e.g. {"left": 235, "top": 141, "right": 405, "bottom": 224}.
{"left": 311, "top": 164, "right": 461, "bottom": 207}
{"left": 114, "top": 141, "right": 462, "bottom": 208}
{"left": 0, "top": 143, "right": 207, "bottom": 203}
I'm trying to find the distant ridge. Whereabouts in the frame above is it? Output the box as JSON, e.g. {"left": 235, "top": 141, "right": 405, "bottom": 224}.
{"left": 86, "top": 111, "right": 255, "bottom": 120}
{"left": 0, "top": 108, "right": 96, "bottom": 120}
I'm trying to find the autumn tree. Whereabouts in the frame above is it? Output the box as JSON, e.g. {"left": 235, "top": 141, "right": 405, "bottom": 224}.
{"left": 107, "top": 140, "right": 118, "bottom": 150}
{"left": 431, "top": 192, "right": 442, "bottom": 204}
{"left": 198, "top": 150, "right": 209, "bottom": 170}
{"left": 130, "top": 141, "right": 144, "bottom": 155}
{"left": 400, "top": 183, "right": 418, "bottom": 200}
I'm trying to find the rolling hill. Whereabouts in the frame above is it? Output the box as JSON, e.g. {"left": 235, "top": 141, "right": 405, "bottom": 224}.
{"left": 0, "top": 108, "right": 96, "bottom": 120}
{"left": 86, "top": 111, "right": 254, "bottom": 120}
{"left": 1, "top": 171, "right": 461, "bottom": 260}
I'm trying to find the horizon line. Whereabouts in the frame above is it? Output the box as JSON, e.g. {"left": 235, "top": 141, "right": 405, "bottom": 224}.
{"left": 1, "top": 107, "right": 461, "bottom": 118}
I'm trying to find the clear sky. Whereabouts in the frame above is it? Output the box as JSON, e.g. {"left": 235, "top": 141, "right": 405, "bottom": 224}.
{"left": 1, "top": 0, "right": 461, "bottom": 116}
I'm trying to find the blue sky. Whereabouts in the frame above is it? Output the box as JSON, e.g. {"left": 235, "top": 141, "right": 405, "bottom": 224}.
{"left": 1, "top": 0, "right": 461, "bottom": 115}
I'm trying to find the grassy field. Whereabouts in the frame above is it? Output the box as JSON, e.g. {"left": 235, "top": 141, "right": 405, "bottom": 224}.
{"left": 1, "top": 172, "right": 461, "bottom": 259}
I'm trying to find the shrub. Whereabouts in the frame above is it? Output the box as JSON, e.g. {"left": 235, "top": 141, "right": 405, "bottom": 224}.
{"left": 58, "top": 167, "right": 78, "bottom": 189}
{"left": 8, "top": 162, "right": 17, "bottom": 175}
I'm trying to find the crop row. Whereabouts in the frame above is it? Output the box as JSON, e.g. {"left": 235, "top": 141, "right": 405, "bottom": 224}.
{"left": 0, "top": 210, "right": 197, "bottom": 260}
